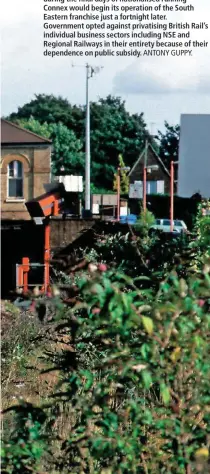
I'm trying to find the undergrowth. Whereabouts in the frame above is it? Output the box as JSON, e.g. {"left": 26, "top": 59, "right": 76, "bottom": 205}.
{"left": 1, "top": 204, "right": 210, "bottom": 473}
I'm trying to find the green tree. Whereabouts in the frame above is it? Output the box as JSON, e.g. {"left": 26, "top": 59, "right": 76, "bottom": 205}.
{"left": 49, "top": 122, "right": 84, "bottom": 175}
{"left": 8, "top": 94, "right": 84, "bottom": 133}
{"left": 16, "top": 117, "right": 51, "bottom": 139}
{"left": 17, "top": 117, "right": 84, "bottom": 176}
{"left": 89, "top": 95, "right": 148, "bottom": 189}
{"left": 8, "top": 94, "right": 150, "bottom": 190}
{"left": 158, "top": 121, "right": 180, "bottom": 170}
{"left": 113, "top": 154, "right": 129, "bottom": 194}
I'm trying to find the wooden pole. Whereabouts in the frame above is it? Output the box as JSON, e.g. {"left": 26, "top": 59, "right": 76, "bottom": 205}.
{"left": 143, "top": 166, "right": 147, "bottom": 213}
{"left": 143, "top": 139, "right": 148, "bottom": 213}
{"left": 117, "top": 167, "right": 120, "bottom": 221}
{"left": 170, "top": 161, "right": 174, "bottom": 232}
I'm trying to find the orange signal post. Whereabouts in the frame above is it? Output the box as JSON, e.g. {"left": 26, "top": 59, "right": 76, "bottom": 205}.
{"left": 25, "top": 187, "right": 64, "bottom": 293}
{"left": 23, "top": 257, "right": 30, "bottom": 293}
{"left": 143, "top": 165, "right": 159, "bottom": 213}
{"left": 44, "top": 219, "right": 50, "bottom": 292}
{"left": 17, "top": 257, "right": 30, "bottom": 293}
{"left": 143, "top": 166, "right": 147, "bottom": 213}
{"left": 117, "top": 167, "right": 120, "bottom": 221}
{"left": 43, "top": 198, "right": 62, "bottom": 292}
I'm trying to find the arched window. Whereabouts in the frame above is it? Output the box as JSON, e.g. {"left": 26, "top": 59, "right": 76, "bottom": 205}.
{"left": 7, "top": 160, "right": 23, "bottom": 198}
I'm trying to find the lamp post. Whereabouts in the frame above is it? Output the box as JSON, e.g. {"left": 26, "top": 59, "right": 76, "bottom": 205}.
{"left": 170, "top": 160, "right": 178, "bottom": 232}
{"left": 143, "top": 166, "right": 147, "bottom": 213}
{"left": 143, "top": 140, "right": 148, "bottom": 212}
{"left": 85, "top": 64, "right": 103, "bottom": 213}
{"left": 143, "top": 164, "right": 159, "bottom": 212}
{"left": 117, "top": 166, "right": 130, "bottom": 221}
{"left": 72, "top": 63, "right": 103, "bottom": 214}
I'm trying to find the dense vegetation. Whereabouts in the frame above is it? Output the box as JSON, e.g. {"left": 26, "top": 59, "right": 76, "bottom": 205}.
{"left": 6, "top": 94, "right": 179, "bottom": 190}
{"left": 1, "top": 203, "right": 210, "bottom": 474}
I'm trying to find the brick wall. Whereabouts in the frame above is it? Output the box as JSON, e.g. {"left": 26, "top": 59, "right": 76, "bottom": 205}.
{"left": 50, "top": 218, "right": 95, "bottom": 252}
{"left": 1, "top": 145, "right": 51, "bottom": 219}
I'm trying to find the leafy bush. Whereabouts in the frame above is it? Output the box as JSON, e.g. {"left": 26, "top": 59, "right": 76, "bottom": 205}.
{"left": 1, "top": 405, "right": 46, "bottom": 474}
{"left": 45, "top": 266, "right": 210, "bottom": 473}
{"left": 2, "top": 209, "right": 210, "bottom": 474}
{"left": 135, "top": 209, "right": 156, "bottom": 234}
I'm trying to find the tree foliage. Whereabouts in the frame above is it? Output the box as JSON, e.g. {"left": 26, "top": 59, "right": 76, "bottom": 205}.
{"left": 113, "top": 155, "right": 129, "bottom": 194}
{"left": 2, "top": 210, "right": 210, "bottom": 474}
{"left": 158, "top": 121, "right": 180, "bottom": 170}
{"left": 8, "top": 94, "right": 149, "bottom": 189}
{"left": 17, "top": 117, "right": 84, "bottom": 176}
{"left": 9, "top": 94, "right": 84, "bottom": 132}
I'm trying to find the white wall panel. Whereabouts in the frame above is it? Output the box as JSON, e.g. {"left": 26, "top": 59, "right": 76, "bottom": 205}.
{"left": 178, "top": 114, "right": 210, "bottom": 198}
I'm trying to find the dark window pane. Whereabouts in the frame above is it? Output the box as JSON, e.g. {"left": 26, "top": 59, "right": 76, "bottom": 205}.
{"left": 150, "top": 181, "right": 157, "bottom": 194}
{"left": 9, "top": 179, "right": 16, "bottom": 197}
{"left": 8, "top": 178, "right": 23, "bottom": 197}
{"left": 17, "top": 161, "right": 23, "bottom": 178}
{"left": 163, "top": 219, "right": 170, "bottom": 225}
{"left": 8, "top": 162, "right": 14, "bottom": 177}
{"left": 16, "top": 179, "right": 23, "bottom": 197}
{"left": 147, "top": 181, "right": 157, "bottom": 195}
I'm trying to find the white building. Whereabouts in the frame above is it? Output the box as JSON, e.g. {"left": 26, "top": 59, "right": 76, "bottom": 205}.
{"left": 178, "top": 114, "right": 210, "bottom": 198}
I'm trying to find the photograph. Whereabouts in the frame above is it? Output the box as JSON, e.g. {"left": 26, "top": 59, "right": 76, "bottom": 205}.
{"left": 1, "top": 1, "right": 210, "bottom": 473}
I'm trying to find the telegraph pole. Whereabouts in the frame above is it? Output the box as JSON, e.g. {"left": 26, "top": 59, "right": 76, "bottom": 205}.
{"left": 85, "top": 64, "right": 91, "bottom": 212}
{"left": 72, "top": 63, "right": 103, "bottom": 214}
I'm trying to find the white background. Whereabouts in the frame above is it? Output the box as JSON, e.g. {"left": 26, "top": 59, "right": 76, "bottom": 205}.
{"left": 1, "top": 0, "right": 210, "bottom": 131}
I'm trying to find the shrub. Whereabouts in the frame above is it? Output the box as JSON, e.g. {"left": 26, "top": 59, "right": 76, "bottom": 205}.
{"left": 2, "top": 207, "right": 210, "bottom": 474}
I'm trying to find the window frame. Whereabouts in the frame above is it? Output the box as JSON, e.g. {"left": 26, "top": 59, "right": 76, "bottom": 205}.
{"left": 7, "top": 160, "right": 24, "bottom": 200}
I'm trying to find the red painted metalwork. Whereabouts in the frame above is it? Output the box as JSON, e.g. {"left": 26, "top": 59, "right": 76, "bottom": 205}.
{"left": 25, "top": 186, "right": 64, "bottom": 293}
{"left": 143, "top": 167, "right": 147, "bottom": 212}
{"left": 25, "top": 191, "right": 62, "bottom": 219}
{"left": 170, "top": 161, "right": 174, "bottom": 232}
{"left": 17, "top": 257, "right": 30, "bottom": 293}
{"left": 44, "top": 222, "right": 50, "bottom": 292}
{"left": 117, "top": 168, "right": 120, "bottom": 221}
{"left": 22, "top": 257, "right": 30, "bottom": 293}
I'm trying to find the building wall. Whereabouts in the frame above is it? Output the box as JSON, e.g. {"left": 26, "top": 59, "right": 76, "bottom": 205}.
{"left": 1, "top": 145, "right": 51, "bottom": 219}
{"left": 129, "top": 148, "right": 170, "bottom": 194}
{"left": 50, "top": 218, "right": 95, "bottom": 252}
{"left": 178, "top": 114, "right": 210, "bottom": 198}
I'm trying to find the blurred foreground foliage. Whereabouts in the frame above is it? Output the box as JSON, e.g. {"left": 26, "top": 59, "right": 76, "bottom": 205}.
{"left": 2, "top": 205, "right": 210, "bottom": 474}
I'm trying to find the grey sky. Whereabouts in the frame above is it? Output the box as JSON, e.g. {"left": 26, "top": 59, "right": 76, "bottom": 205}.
{"left": 1, "top": 0, "right": 210, "bottom": 132}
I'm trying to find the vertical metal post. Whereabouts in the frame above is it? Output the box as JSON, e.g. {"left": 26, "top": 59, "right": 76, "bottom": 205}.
{"left": 72, "top": 63, "right": 102, "bottom": 213}
{"left": 44, "top": 220, "right": 50, "bottom": 292}
{"left": 22, "top": 257, "right": 29, "bottom": 294}
{"left": 170, "top": 161, "right": 174, "bottom": 232}
{"left": 17, "top": 265, "right": 23, "bottom": 290}
{"left": 85, "top": 64, "right": 91, "bottom": 211}
{"left": 23, "top": 271, "right": 28, "bottom": 294}
{"left": 117, "top": 167, "right": 120, "bottom": 221}
{"left": 143, "top": 139, "right": 148, "bottom": 213}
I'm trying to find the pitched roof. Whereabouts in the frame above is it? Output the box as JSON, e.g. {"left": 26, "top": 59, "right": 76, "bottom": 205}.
{"left": 1, "top": 119, "right": 52, "bottom": 144}
{"left": 129, "top": 143, "right": 170, "bottom": 177}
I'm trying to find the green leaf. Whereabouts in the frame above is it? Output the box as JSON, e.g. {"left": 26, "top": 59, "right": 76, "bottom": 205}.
{"left": 141, "top": 370, "right": 152, "bottom": 389}
{"left": 160, "top": 383, "right": 171, "bottom": 405}
{"left": 140, "top": 343, "right": 150, "bottom": 361}
{"left": 142, "top": 316, "right": 154, "bottom": 335}
{"left": 80, "top": 370, "right": 94, "bottom": 391}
